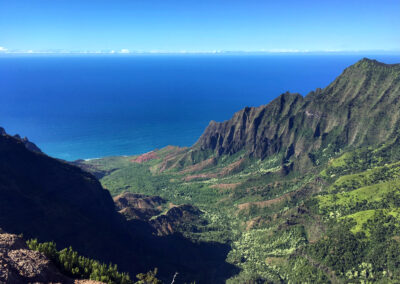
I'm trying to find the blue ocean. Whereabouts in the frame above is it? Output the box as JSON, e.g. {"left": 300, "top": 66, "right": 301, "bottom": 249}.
{"left": 1, "top": 54, "right": 400, "bottom": 161}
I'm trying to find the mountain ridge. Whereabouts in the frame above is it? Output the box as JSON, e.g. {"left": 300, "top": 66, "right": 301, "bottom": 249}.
{"left": 192, "top": 58, "right": 400, "bottom": 167}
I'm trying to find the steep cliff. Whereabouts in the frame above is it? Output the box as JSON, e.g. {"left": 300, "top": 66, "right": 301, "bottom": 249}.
{"left": 0, "top": 132, "right": 138, "bottom": 273}
{"left": 194, "top": 59, "right": 400, "bottom": 164}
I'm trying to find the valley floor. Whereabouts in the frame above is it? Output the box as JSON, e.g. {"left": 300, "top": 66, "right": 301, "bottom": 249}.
{"left": 79, "top": 139, "right": 400, "bottom": 283}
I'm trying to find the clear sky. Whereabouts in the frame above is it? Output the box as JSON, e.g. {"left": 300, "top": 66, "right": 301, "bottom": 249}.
{"left": 0, "top": 0, "right": 399, "bottom": 53}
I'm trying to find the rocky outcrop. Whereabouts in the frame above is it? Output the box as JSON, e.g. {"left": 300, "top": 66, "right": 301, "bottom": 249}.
{"left": 0, "top": 230, "right": 106, "bottom": 284}
{"left": 114, "top": 192, "right": 166, "bottom": 220}
{"left": 19, "top": 136, "right": 43, "bottom": 153}
{"left": 194, "top": 59, "right": 400, "bottom": 164}
{"left": 150, "top": 204, "right": 204, "bottom": 236}
{"left": 113, "top": 193, "right": 204, "bottom": 236}
{"left": 0, "top": 127, "right": 42, "bottom": 153}
{"left": 0, "top": 230, "right": 69, "bottom": 284}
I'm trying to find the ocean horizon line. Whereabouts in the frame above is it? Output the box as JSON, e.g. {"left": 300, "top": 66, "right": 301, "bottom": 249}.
{"left": 1, "top": 49, "right": 400, "bottom": 56}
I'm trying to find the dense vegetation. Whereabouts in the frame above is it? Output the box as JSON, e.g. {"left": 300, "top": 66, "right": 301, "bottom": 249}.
{"left": 27, "top": 239, "right": 161, "bottom": 284}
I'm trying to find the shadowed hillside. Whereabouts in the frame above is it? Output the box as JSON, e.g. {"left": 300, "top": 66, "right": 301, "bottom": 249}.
{"left": 0, "top": 130, "right": 239, "bottom": 283}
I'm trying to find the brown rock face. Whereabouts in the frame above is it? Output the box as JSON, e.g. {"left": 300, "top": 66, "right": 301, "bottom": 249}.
{"left": 150, "top": 204, "right": 204, "bottom": 236}
{"left": 130, "top": 151, "right": 158, "bottom": 163}
{"left": 0, "top": 231, "right": 69, "bottom": 284}
{"left": 114, "top": 192, "right": 166, "bottom": 220}
{"left": 114, "top": 193, "right": 204, "bottom": 236}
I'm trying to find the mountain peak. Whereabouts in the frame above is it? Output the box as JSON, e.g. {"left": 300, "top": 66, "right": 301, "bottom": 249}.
{"left": 358, "top": 57, "right": 378, "bottom": 63}
{"left": 349, "top": 57, "right": 399, "bottom": 71}
{"left": 0, "top": 126, "right": 42, "bottom": 154}
{"left": 194, "top": 58, "right": 400, "bottom": 163}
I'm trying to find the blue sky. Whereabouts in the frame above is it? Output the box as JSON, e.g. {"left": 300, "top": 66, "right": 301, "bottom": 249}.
{"left": 0, "top": 0, "right": 399, "bottom": 53}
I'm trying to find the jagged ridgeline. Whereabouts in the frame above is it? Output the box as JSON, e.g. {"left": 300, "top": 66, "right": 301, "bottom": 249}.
{"left": 165, "top": 58, "right": 400, "bottom": 171}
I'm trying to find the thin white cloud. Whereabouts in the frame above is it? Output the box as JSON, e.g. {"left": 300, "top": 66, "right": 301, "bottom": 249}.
{"left": 0, "top": 46, "right": 8, "bottom": 52}
{"left": 265, "top": 49, "right": 309, "bottom": 53}
{"left": 119, "top": 49, "right": 130, "bottom": 54}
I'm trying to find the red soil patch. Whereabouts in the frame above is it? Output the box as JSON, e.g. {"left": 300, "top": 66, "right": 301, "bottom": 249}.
{"left": 157, "top": 147, "right": 188, "bottom": 173}
{"left": 130, "top": 151, "right": 158, "bottom": 163}
{"left": 179, "top": 157, "right": 217, "bottom": 174}
{"left": 245, "top": 216, "right": 263, "bottom": 230}
{"left": 219, "top": 158, "right": 245, "bottom": 176}
{"left": 210, "top": 183, "right": 241, "bottom": 190}
{"left": 168, "top": 202, "right": 178, "bottom": 209}
{"left": 181, "top": 158, "right": 246, "bottom": 182}
{"left": 237, "top": 191, "right": 293, "bottom": 212}
{"left": 182, "top": 173, "right": 218, "bottom": 182}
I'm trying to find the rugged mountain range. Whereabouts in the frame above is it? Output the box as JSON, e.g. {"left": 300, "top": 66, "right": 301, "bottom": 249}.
{"left": 194, "top": 58, "right": 400, "bottom": 165}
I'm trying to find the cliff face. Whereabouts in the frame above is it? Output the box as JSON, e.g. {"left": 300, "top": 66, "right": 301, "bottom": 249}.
{"left": 194, "top": 59, "right": 400, "bottom": 162}
{"left": 0, "top": 132, "right": 137, "bottom": 271}
{"left": 114, "top": 192, "right": 205, "bottom": 236}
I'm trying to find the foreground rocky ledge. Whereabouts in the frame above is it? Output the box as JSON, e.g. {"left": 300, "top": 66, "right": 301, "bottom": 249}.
{"left": 0, "top": 228, "right": 103, "bottom": 284}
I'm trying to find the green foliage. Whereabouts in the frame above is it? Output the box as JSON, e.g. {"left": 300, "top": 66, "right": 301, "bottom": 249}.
{"left": 284, "top": 256, "right": 329, "bottom": 283}
{"left": 135, "top": 268, "right": 162, "bottom": 284}
{"left": 26, "top": 239, "right": 161, "bottom": 284}
{"left": 318, "top": 179, "right": 400, "bottom": 216}
{"left": 328, "top": 161, "right": 400, "bottom": 194}
{"left": 308, "top": 222, "right": 366, "bottom": 275}
{"left": 308, "top": 211, "right": 400, "bottom": 281}
{"left": 101, "top": 162, "right": 172, "bottom": 196}
{"left": 227, "top": 226, "right": 307, "bottom": 282}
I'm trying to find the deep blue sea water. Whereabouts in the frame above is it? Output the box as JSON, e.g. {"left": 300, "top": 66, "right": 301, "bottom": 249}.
{"left": 1, "top": 54, "right": 400, "bottom": 161}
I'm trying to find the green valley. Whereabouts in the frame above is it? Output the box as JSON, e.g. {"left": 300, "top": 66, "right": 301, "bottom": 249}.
{"left": 78, "top": 58, "right": 400, "bottom": 283}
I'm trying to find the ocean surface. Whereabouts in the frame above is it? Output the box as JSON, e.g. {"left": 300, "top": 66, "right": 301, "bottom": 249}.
{"left": 1, "top": 54, "right": 400, "bottom": 161}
